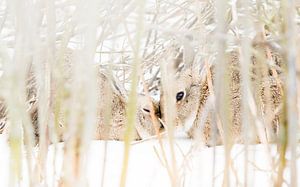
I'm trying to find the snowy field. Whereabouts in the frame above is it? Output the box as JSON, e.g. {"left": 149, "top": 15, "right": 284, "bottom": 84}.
{"left": 0, "top": 1, "right": 299, "bottom": 187}
{"left": 0, "top": 133, "right": 299, "bottom": 187}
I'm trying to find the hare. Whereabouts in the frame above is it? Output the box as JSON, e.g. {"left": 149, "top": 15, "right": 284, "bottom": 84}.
{"left": 0, "top": 50, "right": 162, "bottom": 143}
{"left": 55, "top": 51, "right": 162, "bottom": 141}
{"left": 93, "top": 71, "right": 162, "bottom": 141}
{"left": 159, "top": 42, "right": 283, "bottom": 146}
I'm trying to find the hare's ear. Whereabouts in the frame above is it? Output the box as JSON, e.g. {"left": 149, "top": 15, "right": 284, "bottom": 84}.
{"left": 173, "top": 49, "right": 183, "bottom": 72}
{"left": 110, "top": 75, "right": 128, "bottom": 101}
{"left": 180, "top": 36, "right": 203, "bottom": 84}
{"left": 139, "top": 95, "right": 152, "bottom": 115}
{"left": 171, "top": 35, "right": 195, "bottom": 74}
{"left": 181, "top": 35, "right": 195, "bottom": 70}
{"left": 99, "top": 68, "right": 128, "bottom": 101}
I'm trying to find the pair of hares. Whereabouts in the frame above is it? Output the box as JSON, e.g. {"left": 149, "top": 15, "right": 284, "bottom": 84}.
{"left": 159, "top": 40, "right": 282, "bottom": 146}
{"left": 1, "top": 42, "right": 282, "bottom": 145}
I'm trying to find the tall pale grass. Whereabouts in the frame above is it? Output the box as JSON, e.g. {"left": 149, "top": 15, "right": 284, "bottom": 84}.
{"left": 0, "top": 0, "right": 299, "bottom": 187}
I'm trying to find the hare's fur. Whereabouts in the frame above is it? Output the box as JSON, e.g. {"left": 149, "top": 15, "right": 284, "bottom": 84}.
{"left": 160, "top": 46, "right": 283, "bottom": 146}
{"left": 0, "top": 50, "right": 160, "bottom": 142}
{"left": 94, "top": 72, "right": 160, "bottom": 140}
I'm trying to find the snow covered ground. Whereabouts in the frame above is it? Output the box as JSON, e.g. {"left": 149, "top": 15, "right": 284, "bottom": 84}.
{"left": 0, "top": 133, "right": 299, "bottom": 187}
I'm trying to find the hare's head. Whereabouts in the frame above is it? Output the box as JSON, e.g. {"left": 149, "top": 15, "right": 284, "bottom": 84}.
{"left": 173, "top": 71, "right": 201, "bottom": 127}
{"left": 160, "top": 69, "right": 201, "bottom": 129}
{"left": 159, "top": 42, "right": 201, "bottom": 128}
{"left": 136, "top": 94, "right": 163, "bottom": 139}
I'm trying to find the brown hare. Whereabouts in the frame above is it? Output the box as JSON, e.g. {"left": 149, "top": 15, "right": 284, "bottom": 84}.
{"left": 0, "top": 50, "right": 162, "bottom": 143}
{"left": 93, "top": 71, "right": 162, "bottom": 141}
{"left": 160, "top": 42, "right": 283, "bottom": 146}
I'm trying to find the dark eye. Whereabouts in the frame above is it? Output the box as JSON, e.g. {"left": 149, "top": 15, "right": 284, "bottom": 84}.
{"left": 176, "top": 91, "right": 185, "bottom": 101}
{"left": 143, "top": 108, "right": 150, "bottom": 113}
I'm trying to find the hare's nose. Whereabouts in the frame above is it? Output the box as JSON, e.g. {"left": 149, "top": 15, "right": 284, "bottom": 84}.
{"left": 155, "top": 106, "right": 165, "bottom": 130}
{"left": 155, "top": 105, "right": 162, "bottom": 118}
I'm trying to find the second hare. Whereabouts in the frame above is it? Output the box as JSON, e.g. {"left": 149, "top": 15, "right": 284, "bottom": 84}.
{"left": 159, "top": 43, "right": 283, "bottom": 146}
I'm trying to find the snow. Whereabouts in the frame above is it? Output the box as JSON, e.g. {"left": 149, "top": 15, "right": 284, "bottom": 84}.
{"left": 0, "top": 133, "right": 299, "bottom": 187}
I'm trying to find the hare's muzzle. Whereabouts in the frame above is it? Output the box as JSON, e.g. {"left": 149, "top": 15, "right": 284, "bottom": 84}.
{"left": 155, "top": 105, "right": 165, "bottom": 130}
{"left": 155, "top": 105, "right": 162, "bottom": 118}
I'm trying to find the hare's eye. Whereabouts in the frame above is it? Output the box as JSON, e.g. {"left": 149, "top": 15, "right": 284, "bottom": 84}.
{"left": 176, "top": 91, "right": 185, "bottom": 101}
{"left": 143, "top": 108, "right": 150, "bottom": 113}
